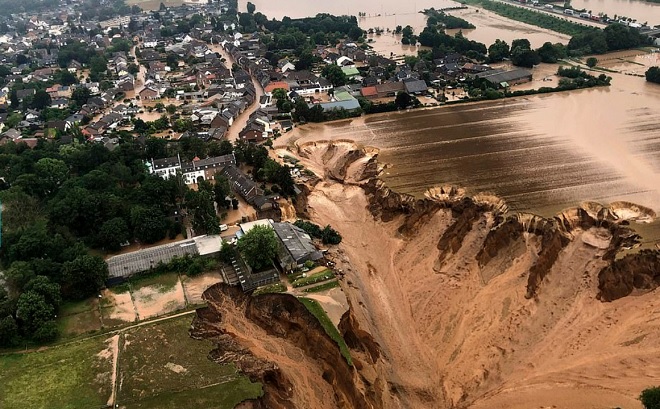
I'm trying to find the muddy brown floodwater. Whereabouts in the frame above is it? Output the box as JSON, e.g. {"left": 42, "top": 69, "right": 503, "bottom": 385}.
{"left": 289, "top": 72, "right": 660, "bottom": 215}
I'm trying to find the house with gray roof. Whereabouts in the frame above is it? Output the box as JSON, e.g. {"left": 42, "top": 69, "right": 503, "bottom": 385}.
{"left": 271, "top": 222, "right": 324, "bottom": 272}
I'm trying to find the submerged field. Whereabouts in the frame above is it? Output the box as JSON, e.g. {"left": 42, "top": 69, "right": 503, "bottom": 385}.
{"left": 0, "top": 316, "right": 262, "bottom": 409}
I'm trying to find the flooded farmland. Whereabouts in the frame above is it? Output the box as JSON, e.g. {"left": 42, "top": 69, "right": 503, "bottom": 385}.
{"left": 286, "top": 66, "right": 660, "bottom": 220}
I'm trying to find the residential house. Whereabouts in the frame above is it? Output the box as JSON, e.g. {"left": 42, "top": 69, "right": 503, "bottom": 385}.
{"left": 476, "top": 68, "right": 533, "bottom": 88}
{"left": 139, "top": 86, "right": 160, "bottom": 100}
{"left": 221, "top": 164, "right": 263, "bottom": 204}
{"left": 403, "top": 78, "right": 428, "bottom": 95}
{"left": 271, "top": 222, "right": 323, "bottom": 272}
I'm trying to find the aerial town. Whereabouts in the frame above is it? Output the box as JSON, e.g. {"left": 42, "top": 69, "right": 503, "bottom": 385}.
{"left": 0, "top": 0, "right": 659, "bottom": 408}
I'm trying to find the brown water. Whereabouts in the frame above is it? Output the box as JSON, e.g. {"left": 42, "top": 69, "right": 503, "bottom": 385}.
{"left": 289, "top": 63, "right": 660, "bottom": 220}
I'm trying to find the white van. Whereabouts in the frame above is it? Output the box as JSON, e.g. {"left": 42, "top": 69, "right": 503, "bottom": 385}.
{"left": 563, "top": 9, "right": 575, "bottom": 15}
{"left": 219, "top": 224, "right": 228, "bottom": 232}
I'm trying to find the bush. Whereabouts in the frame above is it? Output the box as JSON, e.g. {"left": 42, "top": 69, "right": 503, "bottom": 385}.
{"left": 294, "top": 220, "right": 342, "bottom": 245}
{"left": 641, "top": 387, "right": 660, "bottom": 409}
{"left": 646, "top": 66, "right": 660, "bottom": 84}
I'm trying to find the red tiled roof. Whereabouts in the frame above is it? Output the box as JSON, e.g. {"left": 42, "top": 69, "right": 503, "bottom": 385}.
{"left": 361, "top": 86, "right": 377, "bottom": 97}
{"left": 264, "top": 81, "right": 290, "bottom": 93}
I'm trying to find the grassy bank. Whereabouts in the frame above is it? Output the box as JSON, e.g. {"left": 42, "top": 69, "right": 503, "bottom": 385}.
{"left": 461, "top": 0, "right": 598, "bottom": 36}
{"left": 303, "top": 280, "right": 340, "bottom": 293}
{"left": 298, "top": 297, "right": 352, "bottom": 366}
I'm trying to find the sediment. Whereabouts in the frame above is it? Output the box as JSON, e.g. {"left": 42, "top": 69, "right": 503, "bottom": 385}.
{"left": 192, "top": 140, "right": 660, "bottom": 409}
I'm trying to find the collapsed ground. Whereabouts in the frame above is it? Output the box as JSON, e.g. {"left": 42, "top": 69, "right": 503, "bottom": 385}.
{"left": 197, "top": 140, "right": 660, "bottom": 409}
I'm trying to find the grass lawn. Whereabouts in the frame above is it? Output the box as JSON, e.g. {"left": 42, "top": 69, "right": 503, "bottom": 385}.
{"left": 0, "top": 337, "right": 112, "bottom": 409}
{"left": 57, "top": 299, "right": 103, "bottom": 338}
{"left": 291, "top": 269, "right": 335, "bottom": 288}
{"left": 117, "top": 316, "right": 262, "bottom": 407}
{"left": 302, "top": 280, "right": 340, "bottom": 293}
{"left": 127, "top": 378, "right": 262, "bottom": 409}
{"left": 298, "top": 297, "right": 352, "bottom": 366}
{"left": 129, "top": 271, "right": 180, "bottom": 293}
{"left": 253, "top": 282, "right": 287, "bottom": 296}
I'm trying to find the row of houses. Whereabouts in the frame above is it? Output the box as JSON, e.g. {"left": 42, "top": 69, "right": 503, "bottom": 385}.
{"left": 147, "top": 153, "right": 236, "bottom": 184}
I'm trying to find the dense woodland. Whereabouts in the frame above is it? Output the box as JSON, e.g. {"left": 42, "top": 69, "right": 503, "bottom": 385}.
{"left": 0, "top": 136, "right": 294, "bottom": 347}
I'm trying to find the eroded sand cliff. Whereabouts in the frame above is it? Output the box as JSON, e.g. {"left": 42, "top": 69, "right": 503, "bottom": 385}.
{"left": 193, "top": 141, "right": 660, "bottom": 409}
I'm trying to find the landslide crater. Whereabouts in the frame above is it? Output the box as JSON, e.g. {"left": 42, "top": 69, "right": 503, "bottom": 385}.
{"left": 191, "top": 140, "right": 660, "bottom": 409}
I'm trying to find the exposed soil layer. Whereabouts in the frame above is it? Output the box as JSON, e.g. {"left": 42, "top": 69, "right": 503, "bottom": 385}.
{"left": 191, "top": 285, "right": 379, "bottom": 409}
{"left": 191, "top": 141, "right": 660, "bottom": 409}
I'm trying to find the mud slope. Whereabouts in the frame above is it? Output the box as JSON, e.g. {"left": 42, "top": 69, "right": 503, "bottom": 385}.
{"left": 295, "top": 141, "right": 660, "bottom": 409}
{"left": 191, "top": 284, "right": 380, "bottom": 409}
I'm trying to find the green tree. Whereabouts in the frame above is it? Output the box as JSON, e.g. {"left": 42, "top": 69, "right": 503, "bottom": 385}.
{"left": 295, "top": 49, "right": 314, "bottom": 70}
{"left": 395, "top": 91, "right": 412, "bottom": 108}
{"left": 71, "top": 87, "right": 91, "bottom": 106}
{"left": 237, "top": 225, "right": 278, "bottom": 271}
{"left": 166, "top": 104, "right": 177, "bottom": 114}
{"left": 89, "top": 55, "right": 108, "bottom": 81}
{"left": 35, "top": 158, "right": 68, "bottom": 195}
{"left": 32, "top": 89, "right": 52, "bottom": 110}
{"left": 537, "top": 42, "right": 566, "bottom": 63}
{"left": 61, "top": 255, "right": 108, "bottom": 299}
{"left": 246, "top": 1, "right": 255, "bottom": 13}
{"left": 641, "top": 387, "right": 660, "bottom": 409}
{"left": 511, "top": 47, "right": 541, "bottom": 68}
{"left": 213, "top": 174, "right": 232, "bottom": 209}
{"left": 131, "top": 206, "right": 168, "bottom": 244}
{"left": 128, "top": 63, "right": 139, "bottom": 75}
{"left": 488, "top": 39, "right": 510, "bottom": 62}
{"left": 184, "top": 186, "right": 220, "bottom": 235}
{"left": 645, "top": 66, "right": 660, "bottom": 84}
{"left": 0, "top": 315, "right": 19, "bottom": 347}
{"left": 16, "top": 291, "right": 55, "bottom": 335}
{"left": 24, "top": 276, "right": 61, "bottom": 308}
{"left": 321, "top": 64, "right": 347, "bottom": 87}
{"left": 98, "top": 217, "right": 130, "bottom": 251}
{"left": 511, "top": 38, "right": 531, "bottom": 51}
{"left": 32, "top": 320, "right": 58, "bottom": 342}
{"left": 586, "top": 57, "right": 598, "bottom": 68}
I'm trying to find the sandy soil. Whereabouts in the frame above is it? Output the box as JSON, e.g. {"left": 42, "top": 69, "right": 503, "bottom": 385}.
{"left": 132, "top": 280, "right": 187, "bottom": 320}
{"left": 304, "top": 287, "right": 349, "bottom": 327}
{"left": 181, "top": 271, "right": 224, "bottom": 305}
{"left": 101, "top": 289, "right": 137, "bottom": 325}
{"left": 105, "top": 335, "right": 120, "bottom": 407}
{"left": 286, "top": 141, "right": 660, "bottom": 409}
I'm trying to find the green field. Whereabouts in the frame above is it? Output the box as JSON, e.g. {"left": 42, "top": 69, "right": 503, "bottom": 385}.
{"left": 302, "top": 280, "right": 340, "bottom": 293}
{"left": 0, "top": 337, "right": 112, "bottom": 409}
{"left": 461, "top": 0, "right": 599, "bottom": 36}
{"left": 129, "top": 271, "right": 180, "bottom": 293}
{"left": 117, "top": 316, "right": 262, "bottom": 408}
{"left": 291, "top": 269, "right": 335, "bottom": 288}
{"left": 0, "top": 316, "right": 262, "bottom": 409}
